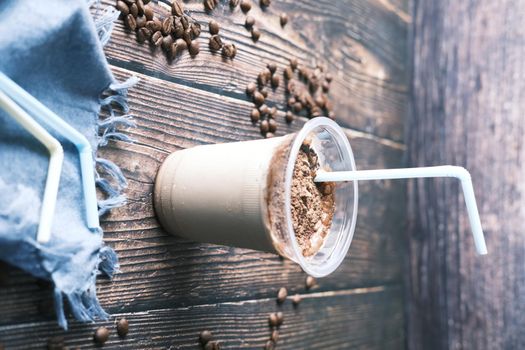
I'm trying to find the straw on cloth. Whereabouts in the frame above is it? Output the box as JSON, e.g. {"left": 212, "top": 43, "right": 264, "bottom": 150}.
{"left": 0, "top": 0, "right": 136, "bottom": 329}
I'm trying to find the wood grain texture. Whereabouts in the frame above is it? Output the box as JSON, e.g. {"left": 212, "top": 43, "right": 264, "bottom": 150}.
{"left": 99, "top": 0, "right": 408, "bottom": 142}
{"left": 0, "top": 67, "right": 405, "bottom": 327}
{"left": 0, "top": 286, "right": 404, "bottom": 350}
{"left": 407, "top": 0, "right": 525, "bottom": 349}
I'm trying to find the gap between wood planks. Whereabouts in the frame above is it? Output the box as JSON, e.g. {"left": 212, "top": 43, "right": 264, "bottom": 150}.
{"left": 106, "top": 62, "right": 406, "bottom": 150}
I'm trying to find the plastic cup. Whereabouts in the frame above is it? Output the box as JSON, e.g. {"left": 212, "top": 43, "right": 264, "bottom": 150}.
{"left": 154, "top": 117, "right": 358, "bottom": 277}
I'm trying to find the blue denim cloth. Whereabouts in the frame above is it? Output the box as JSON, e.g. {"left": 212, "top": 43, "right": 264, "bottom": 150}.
{"left": 0, "top": 0, "right": 132, "bottom": 329}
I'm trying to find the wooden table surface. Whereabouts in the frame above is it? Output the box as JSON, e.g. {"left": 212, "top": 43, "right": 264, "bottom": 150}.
{"left": 0, "top": 1, "right": 410, "bottom": 348}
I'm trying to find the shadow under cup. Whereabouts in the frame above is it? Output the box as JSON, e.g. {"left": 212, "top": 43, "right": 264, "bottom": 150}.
{"left": 154, "top": 117, "right": 358, "bottom": 278}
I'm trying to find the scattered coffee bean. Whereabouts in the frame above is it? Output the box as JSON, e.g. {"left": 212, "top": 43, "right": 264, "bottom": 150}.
{"left": 271, "top": 74, "right": 280, "bottom": 88}
{"left": 268, "top": 312, "right": 278, "bottom": 327}
{"left": 285, "top": 111, "right": 294, "bottom": 123}
{"left": 191, "top": 22, "right": 202, "bottom": 37}
{"left": 173, "top": 38, "right": 187, "bottom": 55}
{"left": 264, "top": 340, "right": 276, "bottom": 350}
{"left": 94, "top": 326, "right": 110, "bottom": 345}
{"left": 136, "top": 0, "right": 145, "bottom": 15}
{"left": 268, "top": 118, "right": 277, "bottom": 132}
{"left": 162, "top": 17, "right": 174, "bottom": 35}
{"left": 161, "top": 35, "right": 174, "bottom": 51}
{"left": 47, "top": 336, "right": 64, "bottom": 350}
{"left": 130, "top": 3, "right": 138, "bottom": 17}
{"left": 292, "top": 293, "right": 301, "bottom": 306}
{"left": 315, "top": 95, "right": 326, "bottom": 108}
{"left": 204, "top": 0, "right": 218, "bottom": 11}
{"left": 280, "top": 13, "right": 288, "bottom": 27}
{"left": 284, "top": 66, "right": 293, "bottom": 80}
{"left": 265, "top": 132, "right": 274, "bottom": 138}
{"left": 271, "top": 329, "right": 279, "bottom": 342}
{"left": 246, "top": 82, "right": 257, "bottom": 95}
{"left": 146, "top": 19, "right": 162, "bottom": 32}
{"left": 222, "top": 42, "right": 236, "bottom": 58}
{"left": 260, "top": 0, "right": 271, "bottom": 7}
{"left": 276, "top": 311, "right": 284, "bottom": 326}
{"left": 325, "top": 73, "right": 333, "bottom": 82}
{"left": 116, "top": 1, "right": 130, "bottom": 16}
{"left": 209, "top": 34, "right": 223, "bottom": 51}
{"left": 117, "top": 318, "right": 129, "bottom": 337}
{"left": 258, "top": 71, "right": 268, "bottom": 85}
{"left": 181, "top": 15, "right": 189, "bottom": 30}
{"left": 250, "top": 108, "right": 260, "bottom": 122}
{"left": 172, "top": 0, "right": 184, "bottom": 16}
{"left": 267, "top": 62, "right": 277, "bottom": 74}
{"left": 260, "top": 88, "right": 268, "bottom": 98}
{"left": 136, "top": 15, "right": 146, "bottom": 28}
{"left": 189, "top": 40, "right": 200, "bottom": 56}
{"left": 253, "top": 91, "right": 264, "bottom": 106}
{"left": 293, "top": 101, "right": 302, "bottom": 113}
{"left": 240, "top": 0, "right": 252, "bottom": 13}
{"left": 204, "top": 340, "right": 221, "bottom": 350}
{"left": 277, "top": 287, "right": 287, "bottom": 303}
{"left": 230, "top": 0, "right": 240, "bottom": 8}
{"left": 251, "top": 28, "right": 261, "bottom": 42}
{"left": 289, "top": 57, "right": 298, "bottom": 70}
{"left": 151, "top": 30, "right": 163, "bottom": 46}
{"left": 125, "top": 14, "right": 137, "bottom": 30}
{"left": 260, "top": 120, "right": 270, "bottom": 134}
{"left": 144, "top": 6, "right": 153, "bottom": 20}
{"left": 209, "top": 20, "right": 220, "bottom": 34}
{"left": 287, "top": 97, "right": 296, "bottom": 107}
{"left": 200, "top": 330, "right": 213, "bottom": 344}
{"left": 306, "top": 275, "right": 316, "bottom": 289}
{"left": 270, "top": 106, "right": 277, "bottom": 117}
{"left": 245, "top": 15, "right": 255, "bottom": 28}
{"left": 259, "top": 104, "right": 269, "bottom": 115}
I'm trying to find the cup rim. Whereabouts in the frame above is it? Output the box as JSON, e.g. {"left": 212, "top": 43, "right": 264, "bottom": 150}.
{"left": 283, "top": 117, "right": 359, "bottom": 277}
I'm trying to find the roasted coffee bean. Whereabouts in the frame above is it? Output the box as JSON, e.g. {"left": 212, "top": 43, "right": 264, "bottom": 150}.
{"left": 189, "top": 40, "right": 200, "bottom": 56}
{"left": 293, "top": 101, "right": 302, "bottom": 113}
{"left": 325, "top": 73, "right": 333, "bottom": 82}
{"left": 250, "top": 108, "right": 260, "bottom": 122}
{"left": 245, "top": 15, "right": 255, "bottom": 28}
{"left": 311, "top": 106, "right": 322, "bottom": 118}
{"left": 264, "top": 340, "right": 276, "bottom": 350}
{"left": 315, "top": 95, "right": 326, "bottom": 108}
{"left": 271, "top": 74, "right": 280, "bottom": 88}
{"left": 151, "top": 31, "right": 163, "bottom": 46}
{"left": 287, "top": 97, "right": 296, "bottom": 107}
{"left": 137, "top": 27, "right": 152, "bottom": 42}
{"left": 230, "top": 0, "right": 240, "bottom": 7}
{"left": 162, "top": 17, "right": 174, "bottom": 34}
{"left": 180, "top": 15, "right": 189, "bottom": 29}
{"left": 47, "top": 336, "right": 64, "bottom": 350}
{"left": 231, "top": 44, "right": 237, "bottom": 57}
{"left": 284, "top": 66, "right": 293, "bottom": 80}
{"left": 191, "top": 22, "right": 201, "bottom": 37}
{"left": 280, "top": 13, "right": 288, "bottom": 27}
{"left": 292, "top": 293, "right": 301, "bottom": 306}
{"left": 276, "top": 311, "right": 284, "bottom": 326}
{"left": 209, "top": 34, "right": 223, "bottom": 51}
{"left": 246, "top": 82, "right": 257, "bottom": 95}
{"left": 161, "top": 35, "right": 174, "bottom": 51}
{"left": 260, "top": 120, "right": 270, "bottom": 134}
{"left": 251, "top": 28, "right": 261, "bottom": 42}
{"left": 136, "top": 15, "right": 146, "bottom": 28}
{"left": 117, "top": 318, "right": 129, "bottom": 337}
{"left": 204, "top": 0, "right": 217, "bottom": 11}
{"left": 277, "top": 287, "right": 287, "bottom": 303}
{"left": 268, "top": 312, "right": 278, "bottom": 327}
{"left": 136, "top": 0, "right": 145, "bottom": 15}
{"left": 116, "top": 1, "right": 130, "bottom": 16}
{"left": 144, "top": 6, "right": 153, "bottom": 20}
{"left": 94, "top": 327, "right": 110, "bottom": 345}
{"left": 125, "top": 14, "right": 137, "bottom": 30}
{"left": 182, "top": 28, "right": 192, "bottom": 45}
{"left": 240, "top": 0, "right": 251, "bottom": 12}
{"left": 171, "top": 38, "right": 187, "bottom": 57}
{"left": 222, "top": 42, "right": 236, "bottom": 58}
{"left": 270, "top": 106, "right": 277, "bottom": 117}
{"left": 259, "top": 104, "right": 269, "bottom": 115}
{"left": 146, "top": 19, "right": 162, "bottom": 32}
{"left": 285, "top": 111, "right": 294, "bottom": 123}
{"left": 209, "top": 20, "right": 220, "bottom": 34}
{"left": 204, "top": 341, "right": 221, "bottom": 350}
{"left": 267, "top": 62, "right": 277, "bottom": 74}
{"left": 257, "top": 72, "right": 268, "bottom": 86}
{"left": 289, "top": 57, "right": 298, "bottom": 70}
{"left": 260, "top": 88, "right": 268, "bottom": 98}
{"left": 268, "top": 118, "right": 277, "bottom": 132}
{"left": 173, "top": 19, "right": 184, "bottom": 37}
{"left": 130, "top": 3, "right": 138, "bottom": 17}
{"left": 124, "top": 0, "right": 136, "bottom": 4}
{"left": 322, "top": 80, "right": 330, "bottom": 92}
{"left": 306, "top": 275, "right": 316, "bottom": 289}
{"left": 260, "top": 0, "right": 271, "bottom": 7}
{"left": 200, "top": 330, "right": 213, "bottom": 344}
{"left": 271, "top": 330, "right": 279, "bottom": 342}
{"left": 253, "top": 91, "right": 264, "bottom": 106}
{"left": 172, "top": 0, "right": 184, "bottom": 16}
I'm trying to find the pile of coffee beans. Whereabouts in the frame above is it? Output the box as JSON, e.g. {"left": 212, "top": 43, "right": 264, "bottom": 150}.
{"left": 200, "top": 330, "right": 221, "bottom": 349}
{"left": 116, "top": 0, "right": 202, "bottom": 60}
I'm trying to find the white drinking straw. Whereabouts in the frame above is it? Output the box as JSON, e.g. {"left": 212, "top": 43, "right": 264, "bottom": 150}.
{"left": 0, "top": 91, "right": 64, "bottom": 243}
{"left": 315, "top": 166, "right": 488, "bottom": 255}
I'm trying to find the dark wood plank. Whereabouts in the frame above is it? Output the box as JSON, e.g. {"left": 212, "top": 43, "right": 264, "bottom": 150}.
{"left": 0, "top": 285, "right": 404, "bottom": 350}
{"left": 0, "top": 66, "right": 405, "bottom": 327}
{"left": 407, "top": 1, "right": 525, "bottom": 349}
{"left": 99, "top": 0, "right": 408, "bottom": 142}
